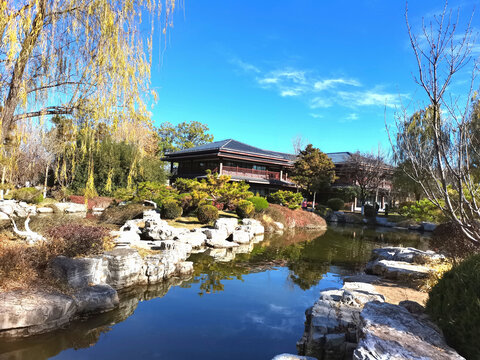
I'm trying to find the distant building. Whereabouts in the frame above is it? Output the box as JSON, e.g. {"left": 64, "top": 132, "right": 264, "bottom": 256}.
{"left": 163, "top": 139, "right": 297, "bottom": 196}
{"left": 164, "top": 140, "right": 392, "bottom": 209}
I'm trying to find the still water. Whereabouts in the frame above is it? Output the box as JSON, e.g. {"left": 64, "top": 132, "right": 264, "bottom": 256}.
{"left": 0, "top": 225, "right": 429, "bottom": 360}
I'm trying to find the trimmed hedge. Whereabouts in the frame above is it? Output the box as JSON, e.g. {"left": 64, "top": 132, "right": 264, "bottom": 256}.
{"left": 11, "top": 187, "right": 44, "bottom": 204}
{"left": 426, "top": 254, "right": 480, "bottom": 359}
{"left": 161, "top": 200, "right": 183, "bottom": 219}
{"left": 247, "top": 196, "right": 269, "bottom": 212}
{"left": 196, "top": 205, "right": 219, "bottom": 224}
{"left": 327, "top": 198, "right": 344, "bottom": 211}
{"left": 236, "top": 200, "right": 255, "bottom": 219}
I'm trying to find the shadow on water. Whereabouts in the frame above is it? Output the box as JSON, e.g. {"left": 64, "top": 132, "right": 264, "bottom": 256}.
{"left": 0, "top": 225, "right": 429, "bottom": 360}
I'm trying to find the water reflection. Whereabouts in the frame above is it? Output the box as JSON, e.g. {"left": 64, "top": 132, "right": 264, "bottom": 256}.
{"left": 0, "top": 225, "right": 429, "bottom": 360}
{"left": 0, "top": 277, "right": 190, "bottom": 360}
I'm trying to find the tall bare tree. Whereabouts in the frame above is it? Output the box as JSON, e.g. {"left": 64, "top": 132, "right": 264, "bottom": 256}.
{"left": 345, "top": 151, "right": 391, "bottom": 208}
{"left": 391, "top": 2, "right": 480, "bottom": 243}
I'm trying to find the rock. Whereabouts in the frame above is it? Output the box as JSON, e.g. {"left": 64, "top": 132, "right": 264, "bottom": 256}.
{"left": 50, "top": 256, "right": 107, "bottom": 288}
{"left": 37, "top": 207, "right": 54, "bottom": 213}
{"left": 175, "top": 231, "right": 206, "bottom": 248}
{"left": 52, "top": 202, "right": 86, "bottom": 213}
{"left": 214, "top": 218, "right": 239, "bottom": 235}
{"left": 354, "top": 301, "right": 464, "bottom": 360}
{"left": 0, "top": 290, "right": 77, "bottom": 337}
{"left": 375, "top": 217, "right": 395, "bottom": 227}
{"left": 0, "top": 211, "right": 10, "bottom": 220}
{"left": 370, "top": 246, "right": 444, "bottom": 264}
{"left": 206, "top": 237, "right": 239, "bottom": 248}
{"left": 203, "top": 228, "right": 228, "bottom": 240}
{"left": 242, "top": 218, "right": 264, "bottom": 234}
{"left": 143, "top": 209, "right": 161, "bottom": 222}
{"left": 399, "top": 300, "right": 425, "bottom": 315}
{"left": 142, "top": 218, "right": 175, "bottom": 240}
{"left": 103, "top": 249, "right": 145, "bottom": 289}
{"left": 0, "top": 202, "right": 15, "bottom": 215}
{"left": 91, "top": 207, "right": 105, "bottom": 212}
{"left": 112, "top": 230, "right": 140, "bottom": 247}
{"left": 273, "top": 221, "right": 285, "bottom": 231}
{"left": 231, "top": 229, "right": 251, "bottom": 244}
{"left": 297, "top": 282, "right": 384, "bottom": 360}
{"left": 175, "top": 261, "right": 194, "bottom": 275}
{"left": 421, "top": 221, "right": 437, "bottom": 232}
{"left": 74, "top": 285, "right": 119, "bottom": 314}
{"left": 343, "top": 274, "right": 380, "bottom": 284}
{"left": 271, "top": 354, "right": 317, "bottom": 360}
{"left": 408, "top": 224, "right": 423, "bottom": 231}
{"left": 365, "top": 259, "right": 433, "bottom": 281}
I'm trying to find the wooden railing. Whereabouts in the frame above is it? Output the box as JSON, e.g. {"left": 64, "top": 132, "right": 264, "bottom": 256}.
{"left": 222, "top": 166, "right": 280, "bottom": 180}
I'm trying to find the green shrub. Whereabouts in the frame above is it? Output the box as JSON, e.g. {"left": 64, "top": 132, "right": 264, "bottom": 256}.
{"left": 236, "top": 200, "right": 255, "bottom": 218}
{"left": 134, "top": 181, "right": 175, "bottom": 202}
{"left": 100, "top": 203, "right": 149, "bottom": 225}
{"left": 398, "top": 198, "right": 444, "bottom": 223}
{"left": 161, "top": 200, "right": 183, "bottom": 219}
{"left": 11, "top": 187, "right": 44, "bottom": 204}
{"left": 196, "top": 205, "right": 219, "bottom": 224}
{"left": 315, "top": 204, "right": 330, "bottom": 217}
{"left": 426, "top": 254, "right": 480, "bottom": 359}
{"left": 247, "top": 196, "right": 269, "bottom": 212}
{"left": 113, "top": 187, "right": 135, "bottom": 201}
{"left": 267, "top": 190, "right": 303, "bottom": 210}
{"left": 327, "top": 198, "right": 344, "bottom": 211}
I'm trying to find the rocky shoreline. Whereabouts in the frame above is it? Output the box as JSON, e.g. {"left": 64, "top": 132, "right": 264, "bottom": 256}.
{"left": 296, "top": 247, "right": 463, "bottom": 360}
{"left": 0, "top": 209, "right": 266, "bottom": 338}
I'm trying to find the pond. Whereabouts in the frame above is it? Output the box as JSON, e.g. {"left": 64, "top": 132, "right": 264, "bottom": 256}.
{"left": 0, "top": 225, "right": 429, "bottom": 360}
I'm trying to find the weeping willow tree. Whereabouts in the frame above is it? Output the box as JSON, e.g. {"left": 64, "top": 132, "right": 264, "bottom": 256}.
{"left": 0, "top": 0, "right": 177, "bottom": 196}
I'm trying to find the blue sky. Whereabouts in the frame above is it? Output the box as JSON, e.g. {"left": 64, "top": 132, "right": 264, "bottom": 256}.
{"left": 150, "top": 0, "right": 478, "bottom": 155}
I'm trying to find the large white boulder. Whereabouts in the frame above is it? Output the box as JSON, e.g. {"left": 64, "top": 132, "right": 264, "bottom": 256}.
{"left": 242, "top": 218, "right": 264, "bottom": 235}
{"left": 214, "top": 218, "right": 239, "bottom": 235}
{"left": 354, "top": 301, "right": 464, "bottom": 360}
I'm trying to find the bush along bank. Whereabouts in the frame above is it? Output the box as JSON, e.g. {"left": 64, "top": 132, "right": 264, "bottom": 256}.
{"left": 0, "top": 209, "right": 266, "bottom": 338}
{"left": 297, "top": 246, "right": 464, "bottom": 360}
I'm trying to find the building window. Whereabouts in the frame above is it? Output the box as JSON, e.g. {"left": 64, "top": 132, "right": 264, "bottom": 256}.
{"left": 252, "top": 164, "right": 266, "bottom": 171}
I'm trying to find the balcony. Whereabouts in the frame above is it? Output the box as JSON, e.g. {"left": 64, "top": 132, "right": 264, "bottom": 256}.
{"left": 222, "top": 166, "right": 281, "bottom": 180}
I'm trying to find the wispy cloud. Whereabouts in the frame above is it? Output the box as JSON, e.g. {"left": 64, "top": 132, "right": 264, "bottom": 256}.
{"left": 229, "top": 57, "right": 260, "bottom": 73}
{"left": 229, "top": 57, "right": 406, "bottom": 116}
{"left": 309, "top": 113, "right": 324, "bottom": 119}
{"left": 337, "top": 90, "right": 402, "bottom": 108}
{"left": 314, "top": 78, "right": 361, "bottom": 91}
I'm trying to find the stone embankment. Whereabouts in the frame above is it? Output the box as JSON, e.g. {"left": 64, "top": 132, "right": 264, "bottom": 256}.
{"left": 324, "top": 210, "right": 438, "bottom": 232}
{"left": 0, "top": 210, "right": 265, "bottom": 338}
{"left": 297, "top": 246, "right": 463, "bottom": 360}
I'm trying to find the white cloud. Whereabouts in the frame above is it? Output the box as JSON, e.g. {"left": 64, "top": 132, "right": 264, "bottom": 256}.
{"left": 314, "top": 78, "right": 361, "bottom": 91}
{"left": 337, "top": 90, "right": 401, "bottom": 108}
{"left": 229, "top": 57, "right": 260, "bottom": 73}
{"left": 310, "top": 96, "right": 333, "bottom": 108}
{"left": 309, "top": 113, "right": 323, "bottom": 118}
{"left": 346, "top": 113, "right": 358, "bottom": 120}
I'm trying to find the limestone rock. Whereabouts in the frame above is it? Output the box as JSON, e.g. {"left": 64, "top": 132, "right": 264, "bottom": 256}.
{"left": 103, "top": 248, "right": 145, "bottom": 289}
{"left": 297, "top": 283, "right": 384, "bottom": 360}
{"left": 214, "top": 218, "right": 239, "bottom": 235}
{"left": 37, "top": 207, "right": 54, "bottom": 213}
{"left": 365, "top": 259, "right": 433, "bottom": 281}
{"left": 175, "top": 230, "right": 206, "bottom": 248}
{"left": 206, "top": 237, "right": 239, "bottom": 248}
{"left": 231, "top": 229, "right": 251, "bottom": 244}
{"left": 50, "top": 256, "right": 107, "bottom": 288}
{"left": 52, "top": 202, "right": 87, "bottom": 213}
{"left": 142, "top": 218, "right": 175, "bottom": 240}
{"left": 370, "top": 246, "right": 445, "bottom": 264}
{"left": 0, "top": 211, "right": 9, "bottom": 220}
{"left": 74, "top": 284, "right": 119, "bottom": 314}
{"left": 0, "top": 291, "right": 77, "bottom": 337}
{"left": 242, "top": 218, "right": 265, "bottom": 234}
{"left": 354, "top": 301, "right": 464, "bottom": 360}
{"left": 176, "top": 261, "right": 194, "bottom": 275}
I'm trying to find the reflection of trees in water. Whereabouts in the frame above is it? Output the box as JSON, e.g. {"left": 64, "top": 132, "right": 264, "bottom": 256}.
{"left": 0, "top": 277, "right": 191, "bottom": 360}
{"left": 187, "top": 226, "right": 428, "bottom": 293}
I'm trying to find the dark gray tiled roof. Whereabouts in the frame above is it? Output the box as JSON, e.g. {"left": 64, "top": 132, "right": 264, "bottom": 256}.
{"left": 165, "top": 139, "right": 295, "bottom": 162}
{"left": 326, "top": 152, "right": 352, "bottom": 164}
